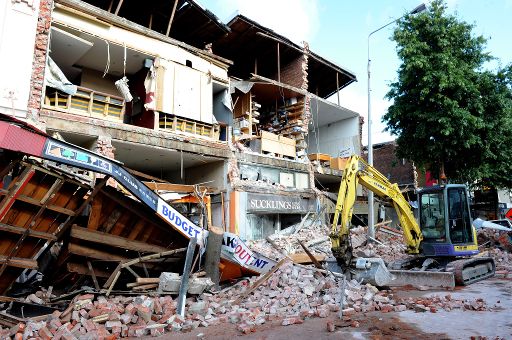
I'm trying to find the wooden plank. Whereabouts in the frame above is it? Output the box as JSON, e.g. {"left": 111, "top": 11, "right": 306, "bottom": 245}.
{"left": 136, "top": 277, "right": 160, "bottom": 284}
{"left": 67, "top": 262, "right": 110, "bottom": 278}
{"left": 0, "top": 256, "right": 37, "bottom": 269}
{"left": 70, "top": 225, "right": 169, "bottom": 253}
{"left": 0, "top": 223, "right": 57, "bottom": 241}
{"left": 68, "top": 243, "right": 128, "bottom": 261}
{"left": 103, "top": 209, "right": 122, "bottom": 233}
{"left": 132, "top": 283, "right": 158, "bottom": 291}
{"left": 298, "top": 240, "right": 324, "bottom": 269}
{"left": 127, "top": 219, "right": 145, "bottom": 240}
{"left": 288, "top": 252, "right": 326, "bottom": 264}
{"left": 87, "top": 260, "right": 100, "bottom": 290}
{"left": 57, "top": 177, "right": 108, "bottom": 238}
{"left": 0, "top": 167, "right": 35, "bottom": 220}
{"left": 99, "top": 189, "right": 161, "bottom": 230}
{"left": 16, "top": 195, "right": 76, "bottom": 216}
{"left": 166, "top": 0, "right": 179, "bottom": 36}
{"left": 15, "top": 179, "right": 64, "bottom": 262}
{"left": 87, "top": 193, "right": 103, "bottom": 231}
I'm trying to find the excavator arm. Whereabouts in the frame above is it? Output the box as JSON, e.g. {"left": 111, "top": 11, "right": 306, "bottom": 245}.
{"left": 331, "top": 155, "right": 423, "bottom": 267}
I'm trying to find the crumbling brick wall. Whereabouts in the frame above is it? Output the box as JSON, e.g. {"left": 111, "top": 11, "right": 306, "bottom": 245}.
{"left": 27, "top": 0, "right": 53, "bottom": 121}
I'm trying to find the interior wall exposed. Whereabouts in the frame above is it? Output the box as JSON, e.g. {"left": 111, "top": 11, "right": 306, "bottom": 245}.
{"left": 307, "top": 116, "right": 360, "bottom": 157}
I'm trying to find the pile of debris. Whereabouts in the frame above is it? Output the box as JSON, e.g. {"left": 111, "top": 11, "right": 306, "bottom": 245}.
{"left": 350, "top": 226, "right": 408, "bottom": 263}
{"left": 248, "top": 213, "right": 331, "bottom": 259}
{"left": 2, "top": 260, "right": 493, "bottom": 338}
{"left": 478, "top": 228, "right": 512, "bottom": 274}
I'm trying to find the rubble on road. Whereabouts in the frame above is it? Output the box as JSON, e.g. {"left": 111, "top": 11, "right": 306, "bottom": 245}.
{"left": 1, "top": 260, "right": 497, "bottom": 339}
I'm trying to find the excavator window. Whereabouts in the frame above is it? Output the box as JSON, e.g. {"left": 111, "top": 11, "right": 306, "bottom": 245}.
{"left": 447, "top": 188, "right": 473, "bottom": 244}
{"left": 419, "top": 192, "right": 446, "bottom": 240}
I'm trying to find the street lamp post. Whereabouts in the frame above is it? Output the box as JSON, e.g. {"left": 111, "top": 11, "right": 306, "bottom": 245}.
{"left": 367, "top": 3, "right": 426, "bottom": 239}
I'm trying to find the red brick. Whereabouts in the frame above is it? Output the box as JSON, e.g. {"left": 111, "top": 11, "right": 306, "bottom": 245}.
{"left": 39, "top": 327, "right": 53, "bottom": 340}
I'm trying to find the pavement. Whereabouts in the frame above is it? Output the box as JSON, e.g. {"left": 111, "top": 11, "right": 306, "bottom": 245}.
{"left": 396, "top": 277, "right": 512, "bottom": 339}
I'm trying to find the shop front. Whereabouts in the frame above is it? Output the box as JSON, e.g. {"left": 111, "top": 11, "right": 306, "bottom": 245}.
{"left": 230, "top": 191, "right": 317, "bottom": 240}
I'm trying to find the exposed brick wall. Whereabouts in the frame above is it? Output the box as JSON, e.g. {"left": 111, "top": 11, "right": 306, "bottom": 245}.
{"left": 372, "top": 142, "right": 415, "bottom": 187}
{"left": 278, "top": 57, "right": 304, "bottom": 89}
{"left": 27, "top": 0, "right": 53, "bottom": 121}
{"left": 273, "top": 42, "right": 309, "bottom": 90}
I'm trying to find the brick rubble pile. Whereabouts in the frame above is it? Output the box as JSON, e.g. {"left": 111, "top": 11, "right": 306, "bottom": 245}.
{"left": 1, "top": 260, "right": 494, "bottom": 339}
{"left": 350, "top": 226, "right": 408, "bottom": 263}
{"left": 248, "top": 216, "right": 331, "bottom": 258}
{"left": 477, "top": 229, "right": 512, "bottom": 273}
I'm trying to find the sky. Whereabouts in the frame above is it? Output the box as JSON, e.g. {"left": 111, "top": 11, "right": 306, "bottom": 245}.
{"left": 198, "top": 0, "right": 512, "bottom": 145}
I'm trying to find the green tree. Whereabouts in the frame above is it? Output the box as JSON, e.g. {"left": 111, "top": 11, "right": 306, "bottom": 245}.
{"left": 383, "top": 0, "right": 512, "bottom": 188}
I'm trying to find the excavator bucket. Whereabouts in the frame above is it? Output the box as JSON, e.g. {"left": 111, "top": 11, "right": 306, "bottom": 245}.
{"left": 352, "top": 258, "right": 395, "bottom": 287}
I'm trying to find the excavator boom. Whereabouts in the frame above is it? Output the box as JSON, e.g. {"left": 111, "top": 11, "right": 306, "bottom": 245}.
{"left": 331, "top": 155, "right": 422, "bottom": 267}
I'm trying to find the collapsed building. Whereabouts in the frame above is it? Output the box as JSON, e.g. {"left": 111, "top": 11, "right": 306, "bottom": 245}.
{"left": 0, "top": 0, "right": 360, "bottom": 294}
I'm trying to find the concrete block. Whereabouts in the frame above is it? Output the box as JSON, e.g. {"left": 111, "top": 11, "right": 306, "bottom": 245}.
{"left": 159, "top": 272, "right": 181, "bottom": 293}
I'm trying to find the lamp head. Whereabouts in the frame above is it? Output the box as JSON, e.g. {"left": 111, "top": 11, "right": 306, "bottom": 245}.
{"left": 410, "top": 3, "right": 426, "bottom": 14}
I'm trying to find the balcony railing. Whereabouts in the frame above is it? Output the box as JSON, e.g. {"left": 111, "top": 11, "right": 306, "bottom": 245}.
{"left": 43, "top": 86, "right": 125, "bottom": 122}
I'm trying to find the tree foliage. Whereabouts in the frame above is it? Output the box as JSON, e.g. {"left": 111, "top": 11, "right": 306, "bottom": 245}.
{"left": 383, "top": 0, "right": 512, "bottom": 188}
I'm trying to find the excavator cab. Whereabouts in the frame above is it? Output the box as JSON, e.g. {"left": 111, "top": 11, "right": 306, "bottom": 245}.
{"left": 418, "top": 184, "right": 479, "bottom": 257}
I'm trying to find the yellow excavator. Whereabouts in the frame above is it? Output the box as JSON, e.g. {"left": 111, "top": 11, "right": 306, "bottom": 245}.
{"left": 331, "top": 155, "right": 495, "bottom": 285}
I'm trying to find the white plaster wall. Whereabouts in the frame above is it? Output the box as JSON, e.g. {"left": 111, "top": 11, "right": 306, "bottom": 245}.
{"left": 0, "top": 0, "right": 40, "bottom": 118}
{"left": 52, "top": 8, "right": 229, "bottom": 82}
{"left": 307, "top": 116, "right": 361, "bottom": 157}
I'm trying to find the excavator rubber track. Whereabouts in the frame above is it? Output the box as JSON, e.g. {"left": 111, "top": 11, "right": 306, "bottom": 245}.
{"left": 445, "top": 257, "right": 496, "bottom": 286}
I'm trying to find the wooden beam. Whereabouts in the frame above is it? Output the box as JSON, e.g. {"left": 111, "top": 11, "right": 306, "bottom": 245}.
{"left": 0, "top": 256, "right": 37, "bottom": 269}
{"left": 0, "top": 223, "right": 57, "bottom": 241}
{"left": 24, "top": 179, "right": 64, "bottom": 229}
{"left": 57, "top": 177, "right": 108, "bottom": 238}
{"left": 148, "top": 13, "right": 153, "bottom": 30}
{"left": 67, "top": 262, "right": 110, "bottom": 278}
{"left": 68, "top": 243, "right": 129, "bottom": 262}
{"left": 16, "top": 195, "right": 76, "bottom": 216}
{"left": 87, "top": 193, "right": 103, "bottom": 231}
{"left": 87, "top": 260, "right": 100, "bottom": 290}
{"left": 103, "top": 209, "right": 122, "bottom": 233}
{"left": 114, "top": 0, "right": 124, "bottom": 16}
{"left": 0, "top": 166, "right": 35, "bottom": 220}
{"left": 166, "top": 0, "right": 179, "bottom": 36}
{"left": 70, "top": 225, "right": 169, "bottom": 253}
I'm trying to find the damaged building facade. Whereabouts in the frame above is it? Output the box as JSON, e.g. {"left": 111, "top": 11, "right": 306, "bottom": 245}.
{"left": 0, "top": 0, "right": 360, "bottom": 292}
